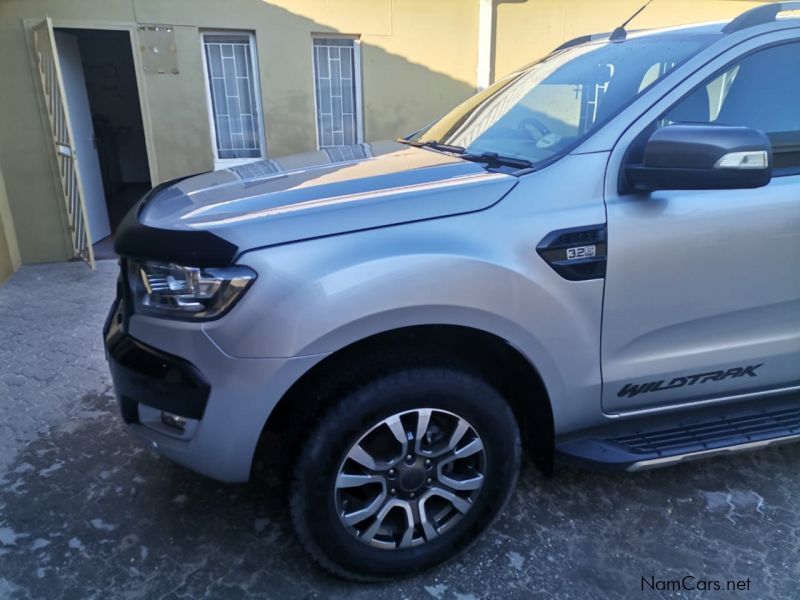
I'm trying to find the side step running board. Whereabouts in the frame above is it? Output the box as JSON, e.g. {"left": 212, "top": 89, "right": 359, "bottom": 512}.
{"left": 557, "top": 400, "right": 800, "bottom": 471}
{"left": 624, "top": 434, "right": 800, "bottom": 471}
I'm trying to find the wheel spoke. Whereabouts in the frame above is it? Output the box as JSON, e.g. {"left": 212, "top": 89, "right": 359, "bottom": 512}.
{"left": 453, "top": 437, "right": 483, "bottom": 459}
{"left": 429, "top": 486, "right": 472, "bottom": 514}
{"left": 439, "top": 473, "right": 484, "bottom": 491}
{"left": 336, "top": 473, "right": 384, "bottom": 489}
{"left": 414, "top": 409, "right": 432, "bottom": 453}
{"left": 342, "top": 489, "right": 387, "bottom": 526}
{"left": 360, "top": 499, "right": 411, "bottom": 545}
{"left": 398, "top": 504, "right": 416, "bottom": 549}
{"left": 447, "top": 418, "right": 470, "bottom": 451}
{"left": 347, "top": 443, "right": 379, "bottom": 470}
{"left": 360, "top": 509, "right": 387, "bottom": 542}
{"left": 418, "top": 494, "right": 440, "bottom": 542}
{"left": 437, "top": 437, "right": 485, "bottom": 474}
{"left": 385, "top": 415, "right": 409, "bottom": 448}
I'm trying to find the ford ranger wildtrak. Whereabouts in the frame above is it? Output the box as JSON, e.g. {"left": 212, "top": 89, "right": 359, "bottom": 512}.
{"left": 105, "top": 3, "right": 800, "bottom": 579}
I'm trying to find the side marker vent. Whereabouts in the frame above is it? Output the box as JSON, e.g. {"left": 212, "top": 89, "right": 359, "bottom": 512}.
{"left": 536, "top": 224, "right": 607, "bottom": 281}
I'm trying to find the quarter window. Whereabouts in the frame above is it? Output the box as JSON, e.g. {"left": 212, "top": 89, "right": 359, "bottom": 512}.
{"left": 312, "top": 37, "right": 362, "bottom": 148}
{"left": 202, "top": 32, "right": 265, "bottom": 165}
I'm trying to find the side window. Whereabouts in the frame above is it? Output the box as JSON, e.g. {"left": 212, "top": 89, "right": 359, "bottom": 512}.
{"left": 312, "top": 37, "right": 363, "bottom": 149}
{"left": 664, "top": 42, "right": 800, "bottom": 170}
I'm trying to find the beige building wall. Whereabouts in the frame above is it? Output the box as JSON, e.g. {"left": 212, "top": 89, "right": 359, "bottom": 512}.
{"left": 0, "top": 0, "right": 479, "bottom": 265}
{"left": 0, "top": 161, "right": 22, "bottom": 285}
{"left": 493, "top": 0, "right": 767, "bottom": 79}
{"left": 0, "top": 0, "right": 772, "bottom": 268}
{"left": 269, "top": 0, "right": 478, "bottom": 143}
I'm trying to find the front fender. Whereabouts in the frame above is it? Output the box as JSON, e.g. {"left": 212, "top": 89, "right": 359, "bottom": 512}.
{"left": 202, "top": 209, "right": 602, "bottom": 433}
{"left": 204, "top": 228, "right": 569, "bottom": 364}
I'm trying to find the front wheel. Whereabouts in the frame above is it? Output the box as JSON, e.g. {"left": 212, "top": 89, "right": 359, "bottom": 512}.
{"left": 289, "top": 367, "right": 521, "bottom": 580}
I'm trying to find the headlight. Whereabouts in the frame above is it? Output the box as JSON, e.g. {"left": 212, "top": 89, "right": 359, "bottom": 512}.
{"left": 127, "top": 260, "right": 256, "bottom": 321}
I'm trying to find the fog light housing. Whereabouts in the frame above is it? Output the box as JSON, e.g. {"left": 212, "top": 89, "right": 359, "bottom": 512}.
{"left": 161, "top": 412, "right": 187, "bottom": 430}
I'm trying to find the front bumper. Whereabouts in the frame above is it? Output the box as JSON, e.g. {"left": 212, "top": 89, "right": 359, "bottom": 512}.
{"left": 105, "top": 299, "right": 211, "bottom": 423}
{"left": 103, "top": 278, "right": 326, "bottom": 483}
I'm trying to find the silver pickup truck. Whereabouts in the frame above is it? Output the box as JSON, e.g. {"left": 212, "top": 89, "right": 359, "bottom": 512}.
{"left": 104, "top": 3, "right": 800, "bottom": 580}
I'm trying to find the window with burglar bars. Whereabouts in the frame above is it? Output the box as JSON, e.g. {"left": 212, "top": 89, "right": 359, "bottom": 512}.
{"left": 202, "top": 32, "right": 264, "bottom": 161}
{"left": 312, "top": 37, "right": 362, "bottom": 148}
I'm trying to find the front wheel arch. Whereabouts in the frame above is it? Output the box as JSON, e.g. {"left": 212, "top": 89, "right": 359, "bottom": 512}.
{"left": 255, "top": 324, "right": 554, "bottom": 478}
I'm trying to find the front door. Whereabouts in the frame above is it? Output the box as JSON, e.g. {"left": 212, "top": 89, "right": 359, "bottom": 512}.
{"left": 602, "top": 39, "right": 800, "bottom": 414}
{"left": 54, "top": 31, "right": 111, "bottom": 243}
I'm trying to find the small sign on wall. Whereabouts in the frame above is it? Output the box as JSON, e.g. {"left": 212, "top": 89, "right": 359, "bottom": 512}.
{"left": 138, "top": 24, "right": 178, "bottom": 74}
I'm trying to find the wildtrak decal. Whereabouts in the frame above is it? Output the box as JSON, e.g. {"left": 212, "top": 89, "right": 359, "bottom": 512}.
{"left": 617, "top": 364, "right": 763, "bottom": 398}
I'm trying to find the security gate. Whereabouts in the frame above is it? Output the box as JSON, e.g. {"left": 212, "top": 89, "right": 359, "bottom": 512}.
{"left": 32, "top": 18, "right": 95, "bottom": 268}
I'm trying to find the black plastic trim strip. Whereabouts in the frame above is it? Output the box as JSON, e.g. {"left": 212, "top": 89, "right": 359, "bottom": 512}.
{"left": 536, "top": 224, "right": 607, "bottom": 281}
{"left": 104, "top": 300, "right": 210, "bottom": 421}
{"left": 113, "top": 174, "right": 239, "bottom": 267}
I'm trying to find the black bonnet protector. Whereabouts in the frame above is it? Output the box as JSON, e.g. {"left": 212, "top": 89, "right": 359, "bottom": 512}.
{"left": 114, "top": 176, "right": 239, "bottom": 267}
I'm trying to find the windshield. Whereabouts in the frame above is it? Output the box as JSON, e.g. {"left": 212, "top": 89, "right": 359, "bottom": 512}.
{"left": 408, "top": 35, "right": 718, "bottom": 166}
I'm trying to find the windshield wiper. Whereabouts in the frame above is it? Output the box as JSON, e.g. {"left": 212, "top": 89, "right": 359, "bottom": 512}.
{"left": 397, "top": 140, "right": 534, "bottom": 172}
{"left": 396, "top": 138, "right": 466, "bottom": 154}
{"left": 460, "top": 151, "right": 534, "bottom": 170}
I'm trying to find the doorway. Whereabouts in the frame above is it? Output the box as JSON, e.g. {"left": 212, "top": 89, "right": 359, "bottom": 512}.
{"left": 54, "top": 28, "right": 151, "bottom": 260}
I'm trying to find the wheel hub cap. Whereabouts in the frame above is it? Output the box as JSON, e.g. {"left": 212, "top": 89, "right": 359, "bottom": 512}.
{"left": 398, "top": 465, "right": 425, "bottom": 493}
{"left": 334, "top": 408, "right": 486, "bottom": 550}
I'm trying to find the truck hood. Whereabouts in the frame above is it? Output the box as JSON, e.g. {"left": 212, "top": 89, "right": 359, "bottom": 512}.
{"left": 122, "top": 141, "right": 516, "bottom": 263}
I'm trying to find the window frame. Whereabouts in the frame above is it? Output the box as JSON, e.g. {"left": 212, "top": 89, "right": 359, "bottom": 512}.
{"left": 310, "top": 34, "right": 364, "bottom": 150}
{"left": 200, "top": 30, "right": 267, "bottom": 169}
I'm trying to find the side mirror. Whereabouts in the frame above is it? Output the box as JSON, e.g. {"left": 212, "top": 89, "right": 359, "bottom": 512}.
{"left": 623, "top": 124, "right": 772, "bottom": 193}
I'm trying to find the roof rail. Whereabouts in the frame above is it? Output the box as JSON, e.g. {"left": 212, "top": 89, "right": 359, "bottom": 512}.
{"left": 551, "top": 32, "right": 610, "bottom": 53}
{"left": 723, "top": 1, "right": 800, "bottom": 34}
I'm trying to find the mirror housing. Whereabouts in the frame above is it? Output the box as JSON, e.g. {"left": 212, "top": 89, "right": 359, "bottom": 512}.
{"left": 623, "top": 124, "right": 772, "bottom": 193}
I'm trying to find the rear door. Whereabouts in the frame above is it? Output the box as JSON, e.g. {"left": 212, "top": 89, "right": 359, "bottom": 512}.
{"left": 602, "top": 35, "right": 800, "bottom": 414}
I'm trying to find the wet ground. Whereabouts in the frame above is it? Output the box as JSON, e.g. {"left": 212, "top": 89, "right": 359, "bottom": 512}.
{"left": 1, "top": 262, "right": 798, "bottom": 599}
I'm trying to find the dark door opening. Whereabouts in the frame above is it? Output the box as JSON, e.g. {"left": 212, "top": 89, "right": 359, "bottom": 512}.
{"left": 55, "top": 28, "right": 151, "bottom": 260}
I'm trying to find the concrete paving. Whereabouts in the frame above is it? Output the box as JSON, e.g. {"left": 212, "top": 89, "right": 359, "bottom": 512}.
{"left": 0, "top": 261, "right": 798, "bottom": 599}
